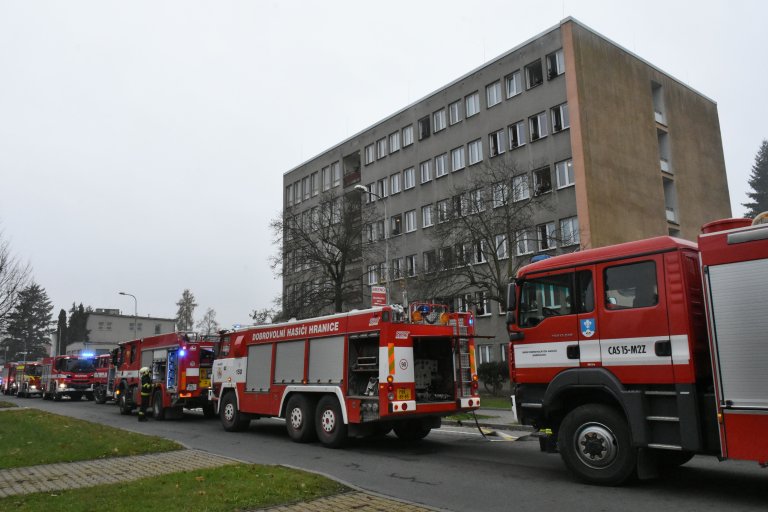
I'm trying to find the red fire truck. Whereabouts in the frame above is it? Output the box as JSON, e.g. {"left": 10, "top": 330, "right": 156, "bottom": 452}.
{"left": 15, "top": 362, "right": 43, "bottom": 397}
{"left": 2, "top": 362, "right": 20, "bottom": 395}
{"left": 92, "top": 353, "right": 117, "bottom": 404}
{"left": 114, "top": 332, "right": 216, "bottom": 419}
{"left": 209, "top": 304, "right": 481, "bottom": 447}
{"left": 40, "top": 355, "right": 97, "bottom": 401}
{"left": 506, "top": 216, "right": 768, "bottom": 485}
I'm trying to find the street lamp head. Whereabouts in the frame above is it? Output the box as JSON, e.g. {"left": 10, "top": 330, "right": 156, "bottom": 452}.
{"left": 118, "top": 292, "right": 126, "bottom": 296}
{"left": 354, "top": 185, "right": 369, "bottom": 193}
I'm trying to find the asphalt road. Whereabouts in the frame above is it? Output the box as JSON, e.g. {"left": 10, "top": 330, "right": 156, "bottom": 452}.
{"left": 6, "top": 395, "right": 766, "bottom": 512}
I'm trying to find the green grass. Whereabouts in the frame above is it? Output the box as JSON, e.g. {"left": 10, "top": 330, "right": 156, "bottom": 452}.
{"left": 0, "top": 463, "right": 347, "bottom": 512}
{"left": 479, "top": 394, "right": 513, "bottom": 409}
{"left": 0, "top": 409, "right": 181, "bottom": 469}
{"left": 0, "top": 400, "right": 18, "bottom": 408}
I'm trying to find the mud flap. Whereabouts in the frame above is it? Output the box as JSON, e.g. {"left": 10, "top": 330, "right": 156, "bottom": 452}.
{"left": 636, "top": 448, "right": 659, "bottom": 480}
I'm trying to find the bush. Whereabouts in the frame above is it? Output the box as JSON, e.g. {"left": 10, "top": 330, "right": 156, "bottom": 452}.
{"left": 477, "top": 361, "right": 509, "bottom": 396}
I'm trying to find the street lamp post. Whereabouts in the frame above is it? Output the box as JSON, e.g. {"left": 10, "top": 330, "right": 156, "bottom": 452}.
{"left": 354, "top": 184, "right": 389, "bottom": 303}
{"left": 119, "top": 292, "right": 138, "bottom": 340}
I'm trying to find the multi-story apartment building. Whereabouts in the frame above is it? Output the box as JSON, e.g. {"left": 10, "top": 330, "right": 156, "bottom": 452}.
{"left": 281, "top": 18, "right": 731, "bottom": 365}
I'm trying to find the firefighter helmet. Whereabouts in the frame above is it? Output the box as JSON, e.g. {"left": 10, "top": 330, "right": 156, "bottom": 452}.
{"left": 139, "top": 367, "right": 150, "bottom": 376}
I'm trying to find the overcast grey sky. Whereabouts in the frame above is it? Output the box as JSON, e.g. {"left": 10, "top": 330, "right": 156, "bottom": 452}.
{"left": 1, "top": 1, "right": 766, "bottom": 329}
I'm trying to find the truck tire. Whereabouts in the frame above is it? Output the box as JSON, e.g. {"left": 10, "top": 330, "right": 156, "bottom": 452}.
{"left": 118, "top": 386, "right": 133, "bottom": 415}
{"left": 85, "top": 392, "right": 94, "bottom": 401}
{"left": 393, "top": 419, "right": 432, "bottom": 441}
{"left": 315, "top": 395, "right": 347, "bottom": 448}
{"left": 94, "top": 387, "right": 106, "bottom": 404}
{"left": 220, "top": 392, "right": 250, "bottom": 432}
{"left": 153, "top": 390, "right": 166, "bottom": 420}
{"left": 285, "top": 394, "right": 317, "bottom": 443}
{"left": 558, "top": 404, "right": 637, "bottom": 486}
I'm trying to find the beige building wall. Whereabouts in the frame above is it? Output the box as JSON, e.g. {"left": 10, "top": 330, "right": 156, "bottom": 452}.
{"left": 563, "top": 20, "right": 730, "bottom": 248}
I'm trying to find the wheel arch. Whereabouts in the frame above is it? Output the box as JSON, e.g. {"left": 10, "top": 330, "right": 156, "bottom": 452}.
{"left": 279, "top": 386, "right": 348, "bottom": 424}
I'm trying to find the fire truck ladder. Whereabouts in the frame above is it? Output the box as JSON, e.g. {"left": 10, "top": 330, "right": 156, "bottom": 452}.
{"left": 450, "top": 315, "right": 473, "bottom": 398}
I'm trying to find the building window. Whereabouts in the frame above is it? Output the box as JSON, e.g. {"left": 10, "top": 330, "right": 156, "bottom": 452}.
{"left": 489, "top": 129, "right": 505, "bottom": 157}
{"left": 363, "top": 182, "right": 375, "bottom": 204}
{"left": 368, "top": 264, "right": 379, "bottom": 285}
{"left": 512, "top": 174, "right": 530, "bottom": 202}
{"left": 555, "top": 159, "right": 574, "bottom": 189}
{"left": 551, "top": 103, "right": 569, "bottom": 132}
{"left": 433, "top": 109, "right": 447, "bottom": 132}
{"left": 406, "top": 254, "right": 417, "bottom": 276}
{"left": 546, "top": 49, "right": 565, "bottom": 79}
{"left": 486, "top": 80, "right": 502, "bottom": 108}
{"left": 560, "top": 216, "right": 580, "bottom": 246}
{"left": 376, "top": 177, "right": 388, "bottom": 198}
{"left": 405, "top": 210, "right": 417, "bottom": 233}
{"left": 423, "top": 250, "right": 437, "bottom": 273}
{"left": 516, "top": 229, "right": 535, "bottom": 255}
{"left": 311, "top": 172, "right": 319, "bottom": 196}
{"left": 301, "top": 177, "right": 309, "bottom": 200}
{"left": 506, "top": 70, "right": 522, "bottom": 98}
{"left": 451, "top": 146, "right": 465, "bottom": 172}
{"left": 98, "top": 321, "right": 104, "bottom": 330}
{"left": 469, "top": 189, "right": 484, "bottom": 213}
{"left": 525, "top": 59, "right": 543, "bottom": 89}
{"left": 138, "top": 322, "right": 143, "bottom": 331}
{"left": 403, "top": 125, "right": 414, "bottom": 147}
{"left": 286, "top": 184, "right": 293, "bottom": 207}
{"left": 465, "top": 91, "right": 480, "bottom": 117}
{"left": 529, "top": 111, "right": 548, "bottom": 141}
{"left": 331, "top": 161, "right": 341, "bottom": 187}
{"left": 390, "top": 173, "right": 401, "bottom": 195}
{"left": 533, "top": 167, "right": 552, "bottom": 196}
{"left": 437, "top": 199, "right": 450, "bottom": 223}
{"left": 391, "top": 257, "right": 404, "bottom": 280}
{"left": 321, "top": 166, "right": 331, "bottom": 191}
{"left": 473, "top": 240, "right": 487, "bottom": 264}
{"left": 492, "top": 182, "right": 509, "bottom": 207}
{"left": 435, "top": 153, "right": 448, "bottom": 178}
{"left": 418, "top": 116, "right": 431, "bottom": 140}
{"left": 365, "top": 144, "right": 375, "bottom": 165}
{"left": 376, "top": 138, "right": 387, "bottom": 160}
{"left": 422, "top": 204, "right": 434, "bottom": 228}
{"left": 495, "top": 234, "right": 509, "bottom": 259}
{"left": 468, "top": 139, "right": 483, "bottom": 165}
{"left": 391, "top": 213, "right": 403, "bottom": 236}
{"left": 478, "top": 345, "right": 492, "bottom": 364}
{"left": 538, "top": 222, "right": 556, "bottom": 251}
{"left": 449, "top": 100, "right": 462, "bottom": 125}
{"left": 403, "top": 167, "right": 415, "bottom": 189}
{"left": 155, "top": 323, "right": 161, "bottom": 334}
{"left": 475, "top": 291, "right": 490, "bottom": 316}
{"left": 389, "top": 131, "right": 400, "bottom": 153}
{"left": 419, "top": 160, "right": 432, "bottom": 184}
{"left": 509, "top": 121, "right": 526, "bottom": 149}
{"left": 106, "top": 321, "right": 112, "bottom": 330}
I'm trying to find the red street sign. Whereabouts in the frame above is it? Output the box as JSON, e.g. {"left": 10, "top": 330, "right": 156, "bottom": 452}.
{"left": 371, "top": 286, "right": 387, "bottom": 306}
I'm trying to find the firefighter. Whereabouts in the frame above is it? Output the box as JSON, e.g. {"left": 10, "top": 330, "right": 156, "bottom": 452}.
{"left": 138, "top": 366, "right": 151, "bottom": 422}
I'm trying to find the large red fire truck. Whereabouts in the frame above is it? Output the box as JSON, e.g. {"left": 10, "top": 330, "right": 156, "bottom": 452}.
{"left": 209, "top": 304, "right": 481, "bottom": 447}
{"left": 15, "top": 362, "right": 43, "bottom": 397}
{"left": 114, "top": 332, "right": 216, "bottom": 419}
{"left": 40, "top": 355, "right": 97, "bottom": 401}
{"left": 1, "top": 362, "right": 22, "bottom": 395}
{"left": 506, "top": 216, "right": 768, "bottom": 485}
{"left": 91, "top": 353, "right": 117, "bottom": 404}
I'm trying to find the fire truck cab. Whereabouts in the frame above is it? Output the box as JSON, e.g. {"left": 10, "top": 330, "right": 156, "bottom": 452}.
{"left": 40, "top": 355, "right": 97, "bottom": 401}
{"left": 210, "top": 305, "right": 481, "bottom": 447}
{"left": 114, "top": 332, "right": 216, "bottom": 419}
{"left": 15, "top": 362, "right": 43, "bottom": 398}
{"left": 92, "top": 353, "right": 117, "bottom": 404}
{"left": 506, "top": 217, "right": 768, "bottom": 485}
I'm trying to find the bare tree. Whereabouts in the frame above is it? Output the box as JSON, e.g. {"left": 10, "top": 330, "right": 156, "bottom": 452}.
{"left": 250, "top": 307, "right": 277, "bottom": 325}
{"left": 425, "top": 158, "right": 564, "bottom": 311}
{"left": 271, "top": 189, "right": 379, "bottom": 319}
{"left": 0, "top": 228, "right": 31, "bottom": 332}
{"left": 175, "top": 289, "right": 198, "bottom": 331}
{"left": 195, "top": 307, "right": 219, "bottom": 335}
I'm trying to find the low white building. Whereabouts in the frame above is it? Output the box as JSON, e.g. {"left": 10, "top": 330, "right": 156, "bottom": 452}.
{"left": 64, "top": 308, "right": 176, "bottom": 355}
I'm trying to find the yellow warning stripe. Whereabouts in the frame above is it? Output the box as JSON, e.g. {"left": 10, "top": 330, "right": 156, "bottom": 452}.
{"left": 388, "top": 343, "right": 395, "bottom": 374}
{"left": 469, "top": 342, "right": 476, "bottom": 375}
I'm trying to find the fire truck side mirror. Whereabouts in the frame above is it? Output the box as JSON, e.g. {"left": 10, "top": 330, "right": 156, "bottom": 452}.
{"left": 506, "top": 281, "right": 517, "bottom": 312}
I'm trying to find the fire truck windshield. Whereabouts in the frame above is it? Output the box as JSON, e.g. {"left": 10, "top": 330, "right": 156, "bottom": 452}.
{"left": 55, "top": 359, "right": 96, "bottom": 373}
{"left": 24, "top": 366, "right": 42, "bottom": 377}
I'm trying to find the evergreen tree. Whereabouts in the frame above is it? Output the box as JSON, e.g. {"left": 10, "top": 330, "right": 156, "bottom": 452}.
{"left": 2, "top": 283, "right": 54, "bottom": 360}
{"left": 55, "top": 309, "right": 67, "bottom": 356}
{"left": 743, "top": 139, "right": 768, "bottom": 218}
{"left": 175, "top": 289, "right": 197, "bottom": 331}
{"left": 67, "top": 302, "right": 90, "bottom": 349}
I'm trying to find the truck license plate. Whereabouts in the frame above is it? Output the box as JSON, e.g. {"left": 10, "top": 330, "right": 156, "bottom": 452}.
{"left": 396, "top": 388, "right": 411, "bottom": 400}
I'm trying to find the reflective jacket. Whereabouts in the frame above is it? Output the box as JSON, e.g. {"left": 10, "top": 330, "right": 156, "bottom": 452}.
{"left": 140, "top": 373, "right": 152, "bottom": 396}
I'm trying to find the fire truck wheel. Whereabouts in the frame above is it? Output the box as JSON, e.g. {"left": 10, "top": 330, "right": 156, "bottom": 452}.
{"left": 85, "top": 392, "right": 94, "bottom": 401}
{"left": 315, "top": 395, "right": 347, "bottom": 448}
{"left": 153, "top": 390, "right": 166, "bottom": 420}
{"left": 220, "top": 392, "right": 250, "bottom": 432}
{"left": 53, "top": 391, "right": 62, "bottom": 401}
{"left": 558, "top": 404, "right": 637, "bottom": 486}
{"left": 393, "top": 420, "right": 431, "bottom": 441}
{"left": 94, "top": 388, "right": 106, "bottom": 404}
{"left": 285, "top": 394, "right": 317, "bottom": 443}
{"left": 118, "top": 387, "right": 133, "bottom": 415}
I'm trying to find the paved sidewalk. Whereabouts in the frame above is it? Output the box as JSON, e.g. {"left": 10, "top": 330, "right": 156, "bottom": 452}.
{"left": 256, "top": 491, "right": 436, "bottom": 511}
